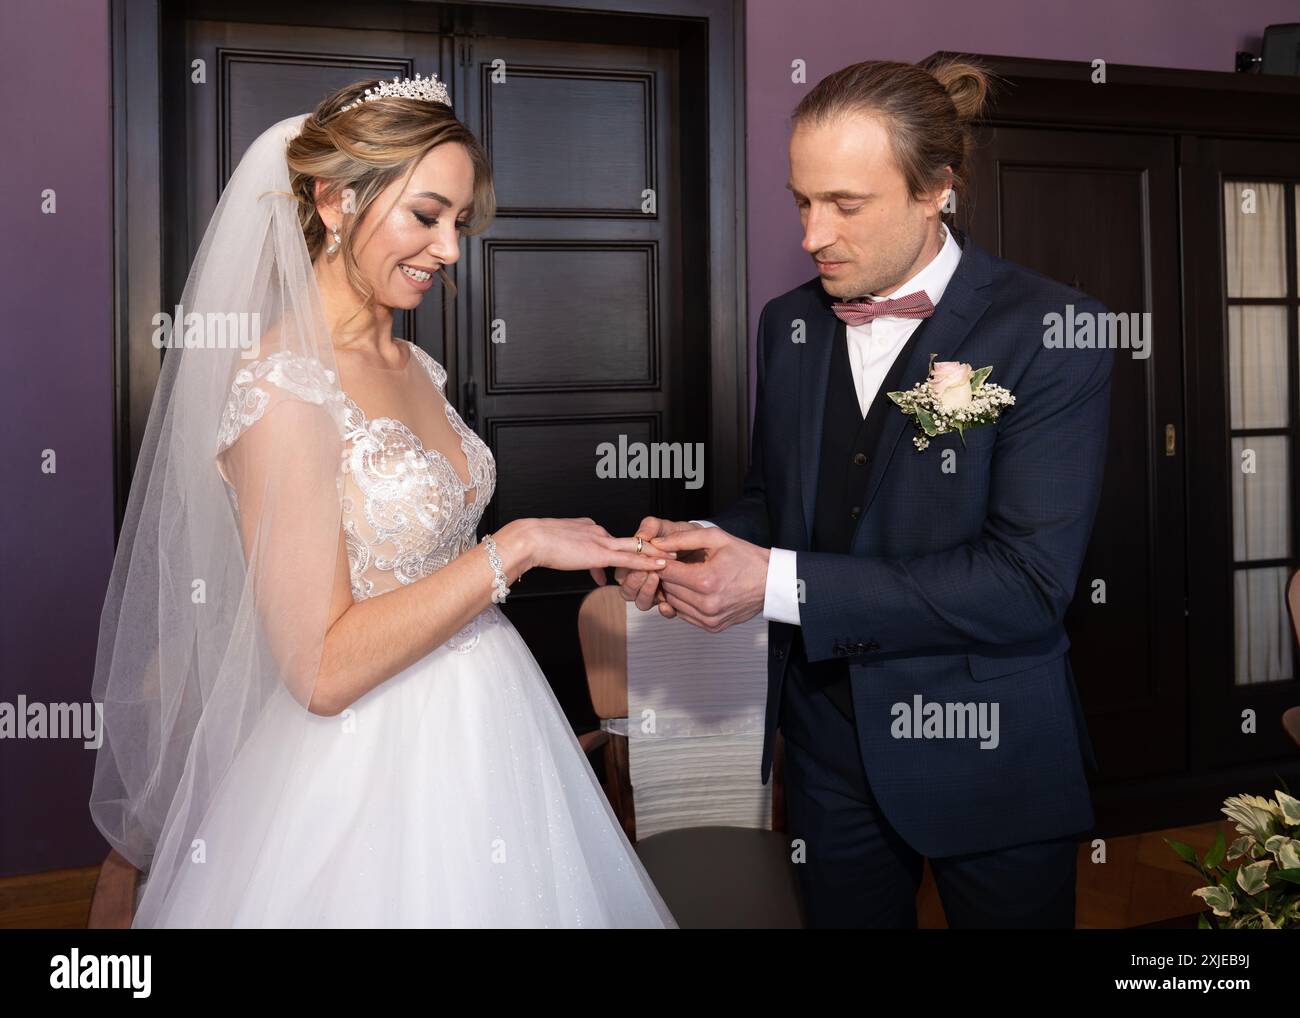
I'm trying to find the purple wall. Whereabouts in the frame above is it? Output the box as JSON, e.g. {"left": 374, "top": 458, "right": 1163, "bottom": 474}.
{"left": 0, "top": 0, "right": 1296, "bottom": 879}
{"left": 743, "top": 0, "right": 1300, "bottom": 411}
{"left": 0, "top": 0, "right": 114, "bottom": 877}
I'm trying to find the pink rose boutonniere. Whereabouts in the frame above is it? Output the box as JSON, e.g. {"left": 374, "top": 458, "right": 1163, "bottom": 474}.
{"left": 886, "top": 353, "right": 1015, "bottom": 451}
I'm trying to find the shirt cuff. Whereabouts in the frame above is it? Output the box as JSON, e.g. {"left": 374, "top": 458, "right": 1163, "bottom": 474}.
{"left": 763, "top": 547, "right": 801, "bottom": 625}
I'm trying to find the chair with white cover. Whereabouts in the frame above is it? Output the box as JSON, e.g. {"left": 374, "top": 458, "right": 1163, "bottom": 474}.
{"left": 578, "top": 585, "right": 804, "bottom": 928}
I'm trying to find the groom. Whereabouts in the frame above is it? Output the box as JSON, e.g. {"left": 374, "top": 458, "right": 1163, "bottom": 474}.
{"left": 615, "top": 60, "right": 1113, "bottom": 928}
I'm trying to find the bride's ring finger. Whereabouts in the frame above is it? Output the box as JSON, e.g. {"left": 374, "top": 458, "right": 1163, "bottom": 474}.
{"left": 613, "top": 536, "right": 671, "bottom": 557}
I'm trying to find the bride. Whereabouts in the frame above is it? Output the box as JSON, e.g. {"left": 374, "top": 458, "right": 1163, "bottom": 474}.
{"left": 89, "top": 74, "right": 677, "bottom": 928}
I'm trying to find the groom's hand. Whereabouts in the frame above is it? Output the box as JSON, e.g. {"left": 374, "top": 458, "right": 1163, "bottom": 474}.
{"left": 614, "top": 517, "right": 702, "bottom": 616}
{"left": 650, "top": 526, "right": 770, "bottom": 633}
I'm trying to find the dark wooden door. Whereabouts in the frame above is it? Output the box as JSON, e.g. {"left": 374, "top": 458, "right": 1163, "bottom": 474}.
{"left": 962, "top": 127, "right": 1188, "bottom": 780}
{"left": 450, "top": 34, "right": 707, "bottom": 698}
{"left": 1182, "top": 137, "right": 1300, "bottom": 768}
{"left": 454, "top": 36, "right": 704, "bottom": 550}
{"left": 176, "top": 13, "right": 710, "bottom": 729}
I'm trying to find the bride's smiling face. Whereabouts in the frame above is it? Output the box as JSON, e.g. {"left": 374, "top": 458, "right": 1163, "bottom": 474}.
{"left": 321, "top": 141, "right": 477, "bottom": 309}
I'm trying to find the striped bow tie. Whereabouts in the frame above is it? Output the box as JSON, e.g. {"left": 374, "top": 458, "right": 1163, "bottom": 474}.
{"left": 831, "top": 290, "right": 934, "bottom": 326}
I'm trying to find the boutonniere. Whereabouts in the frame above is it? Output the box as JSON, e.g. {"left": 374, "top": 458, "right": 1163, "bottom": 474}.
{"left": 886, "top": 354, "right": 1015, "bottom": 451}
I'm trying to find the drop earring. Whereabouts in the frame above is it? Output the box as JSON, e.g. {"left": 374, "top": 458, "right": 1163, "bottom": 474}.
{"left": 324, "top": 222, "right": 341, "bottom": 256}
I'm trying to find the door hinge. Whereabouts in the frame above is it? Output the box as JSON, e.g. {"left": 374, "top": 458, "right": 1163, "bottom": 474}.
{"left": 1165, "top": 423, "right": 1176, "bottom": 457}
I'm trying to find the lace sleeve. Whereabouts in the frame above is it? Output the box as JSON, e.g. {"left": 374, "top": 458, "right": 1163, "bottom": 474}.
{"left": 210, "top": 347, "right": 347, "bottom": 711}
{"left": 216, "top": 350, "right": 346, "bottom": 464}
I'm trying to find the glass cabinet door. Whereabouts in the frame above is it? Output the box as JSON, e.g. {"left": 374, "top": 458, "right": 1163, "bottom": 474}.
{"left": 1223, "top": 181, "right": 1297, "bottom": 688}
{"left": 1184, "top": 139, "right": 1300, "bottom": 767}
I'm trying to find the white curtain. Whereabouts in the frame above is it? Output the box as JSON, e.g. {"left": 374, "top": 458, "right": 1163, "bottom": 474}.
{"left": 1224, "top": 181, "right": 1293, "bottom": 685}
{"left": 1230, "top": 433, "right": 1289, "bottom": 562}
{"left": 1224, "top": 181, "right": 1287, "bottom": 297}
{"left": 1234, "top": 568, "right": 1291, "bottom": 686}
{"left": 1227, "top": 306, "right": 1288, "bottom": 429}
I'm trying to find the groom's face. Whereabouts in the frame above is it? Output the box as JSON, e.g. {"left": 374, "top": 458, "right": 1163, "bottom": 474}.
{"left": 788, "top": 112, "right": 947, "bottom": 299}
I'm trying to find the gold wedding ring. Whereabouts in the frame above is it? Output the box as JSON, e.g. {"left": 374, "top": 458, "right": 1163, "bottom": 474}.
{"left": 635, "top": 536, "right": 643, "bottom": 554}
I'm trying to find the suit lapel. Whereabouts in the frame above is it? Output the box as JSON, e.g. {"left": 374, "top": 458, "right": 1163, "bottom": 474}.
{"left": 795, "top": 227, "right": 994, "bottom": 549}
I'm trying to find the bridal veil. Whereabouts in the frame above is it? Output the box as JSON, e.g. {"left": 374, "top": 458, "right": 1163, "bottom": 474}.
{"left": 89, "top": 113, "right": 349, "bottom": 923}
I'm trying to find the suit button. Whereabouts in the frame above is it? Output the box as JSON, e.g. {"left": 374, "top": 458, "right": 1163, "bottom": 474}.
{"left": 773, "top": 646, "right": 786, "bottom": 660}
{"left": 849, "top": 506, "right": 861, "bottom": 519}
{"left": 853, "top": 452, "right": 867, "bottom": 466}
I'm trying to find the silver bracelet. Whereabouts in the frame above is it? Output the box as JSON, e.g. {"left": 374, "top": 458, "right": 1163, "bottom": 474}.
{"left": 482, "top": 534, "right": 510, "bottom": 604}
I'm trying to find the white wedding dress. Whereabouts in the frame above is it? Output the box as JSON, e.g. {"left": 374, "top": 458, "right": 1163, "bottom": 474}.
{"left": 141, "top": 338, "right": 676, "bottom": 928}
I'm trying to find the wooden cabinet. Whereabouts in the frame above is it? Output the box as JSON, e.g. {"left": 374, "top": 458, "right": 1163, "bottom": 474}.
{"left": 944, "top": 52, "right": 1300, "bottom": 832}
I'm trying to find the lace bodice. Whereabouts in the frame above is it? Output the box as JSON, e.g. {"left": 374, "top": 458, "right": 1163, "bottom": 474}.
{"left": 216, "top": 340, "right": 497, "bottom": 611}
{"left": 338, "top": 343, "right": 494, "bottom": 602}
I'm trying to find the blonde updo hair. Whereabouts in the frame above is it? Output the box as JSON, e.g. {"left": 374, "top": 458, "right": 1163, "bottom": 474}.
{"left": 284, "top": 78, "right": 496, "bottom": 315}
{"left": 791, "top": 57, "right": 994, "bottom": 213}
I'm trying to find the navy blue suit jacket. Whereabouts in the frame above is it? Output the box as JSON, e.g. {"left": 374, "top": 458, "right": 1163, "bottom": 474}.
{"left": 710, "top": 227, "right": 1113, "bottom": 857}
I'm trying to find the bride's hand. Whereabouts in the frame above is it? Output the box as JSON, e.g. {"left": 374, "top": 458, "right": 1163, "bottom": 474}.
{"left": 495, "top": 518, "right": 671, "bottom": 586}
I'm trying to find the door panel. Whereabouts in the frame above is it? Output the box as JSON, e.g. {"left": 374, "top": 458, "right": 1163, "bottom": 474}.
{"left": 963, "top": 127, "right": 1187, "bottom": 779}
{"left": 455, "top": 36, "right": 705, "bottom": 586}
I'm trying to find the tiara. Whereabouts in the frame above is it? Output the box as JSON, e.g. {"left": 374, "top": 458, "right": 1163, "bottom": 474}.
{"left": 338, "top": 72, "right": 451, "bottom": 112}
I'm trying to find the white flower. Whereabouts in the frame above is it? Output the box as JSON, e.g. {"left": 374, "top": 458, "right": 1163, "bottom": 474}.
{"left": 930, "top": 361, "right": 974, "bottom": 412}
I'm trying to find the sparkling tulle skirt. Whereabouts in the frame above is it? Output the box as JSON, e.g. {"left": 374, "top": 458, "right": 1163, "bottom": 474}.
{"left": 135, "top": 605, "right": 677, "bottom": 928}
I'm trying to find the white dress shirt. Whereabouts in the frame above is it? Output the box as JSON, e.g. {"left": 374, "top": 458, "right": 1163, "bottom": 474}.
{"left": 693, "top": 223, "right": 963, "bottom": 625}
